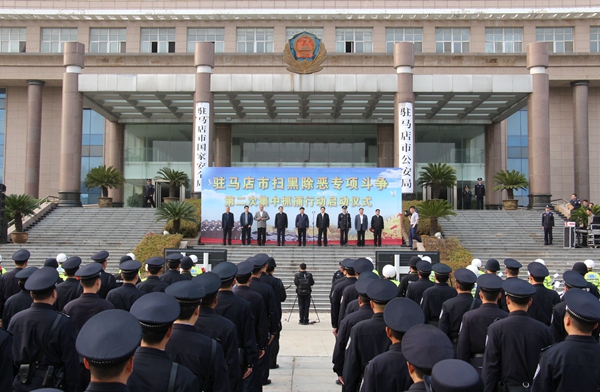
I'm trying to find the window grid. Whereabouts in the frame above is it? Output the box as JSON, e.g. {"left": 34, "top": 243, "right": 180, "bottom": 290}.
{"left": 335, "top": 28, "right": 374, "bottom": 53}
{"left": 485, "top": 28, "right": 523, "bottom": 53}
{"left": 41, "top": 28, "right": 78, "bottom": 53}
{"left": 285, "top": 28, "right": 324, "bottom": 40}
{"left": 140, "top": 28, "right": 176, "bottom": 53}
{"left": 89, "top": 28, "right": 126, "bottom": 54}
{"left": 236, "top": 28, "right": 274, "bottom": 53}
{"left": 536, "top": 27, "right": 574, "bottom": 53}
{"left": 385, "top": 28, "right": 423, "bottom": 53}
{"left": 435, "top": 28, "right": 470, "bottom": 54}
{"left": 591, "top": 27, "right": 600, "bottom": 52}
{"left": 0, "top": 28, "right": 26, "bottom": 53}
{"left": 187, "top": 28, "right": 225, "bottom": 53}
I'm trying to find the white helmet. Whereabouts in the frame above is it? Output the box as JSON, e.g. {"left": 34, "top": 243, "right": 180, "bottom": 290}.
{"left": 471, "top": 259, "right": 482, "bottom": 268}
{"left": 163, "top": 230, "right": 170, "bottom": 235}
{"left": 382, "top": 265, "right": 396, "bottom": 279}
{"left": 127, "top": 253, "right": 136, "bottom": 260}
{"left": 365, "top": 257, "right": 374, "bottom": 265}
{"left": 56, "top": 253, "right": 68, "bottom": 263}
{"left": 466, "top": 265, "right": 479, "bottom": 275}
{"left": 584, "top": 259, "right": 595, "bottom": 269}
{"left": 534, "top": 258, "right": 546, "bottom": 266}
{"left": 422, "top": 256, "right": 432, "bottom": 263}
{"left": 190, "top": 254, "right": 198, "bottom": 264}
{"left": 434, "top": 232, "right": 442, "bottom": 239}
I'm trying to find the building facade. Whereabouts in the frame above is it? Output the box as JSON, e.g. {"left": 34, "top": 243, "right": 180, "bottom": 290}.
{"left": 0, "top": 1, "right": 598, "bottom": 208}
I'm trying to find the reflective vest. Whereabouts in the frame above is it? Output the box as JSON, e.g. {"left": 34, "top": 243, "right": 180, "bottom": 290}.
{"left": 387, "top": 278, "right": 400, "bottom": 287}
{"left": 429, "top": 273, "right": 435, "bottom": 283}
{"left": 471, "top": 283, "right": 477, "bottom": 297}
{"left": 585, "top": 271, "right": 600, "bottom": 289}
{"left": 191, "top": 266, "right": 200, "bottom": 277}
{"left": 57, "top": 267, "right": 68, "bottom": 282}
{"left": 0, "top": 267, "right": 6, "bottom": 275}
{"left": 543, "top": 275, "right": 553, "bottom": 290}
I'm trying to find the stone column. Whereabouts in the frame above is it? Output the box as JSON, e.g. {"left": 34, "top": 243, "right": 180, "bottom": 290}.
{"left": 377, "top": 124, "right": 394, "bottom": 167}
{"left": 526, "top": 42, "right": 551, "bottom": 209}
{"left": 572, "top": 80, "right": 590, "bottom": 200}
{"left": 192, "top": 42, "right": 214, "bottom": 198}
{"left": 485, "top": 122, "right": 503, "bottom": 208}
{"left": 57, "top": 42, "right": 85, "bottom": 207}
{"left": 24, "top": 80, "right": 44, "bottom": 198}
{"left": 214, "top": 123, "right": 232, "bottom": 167}
{"left": 105, "top": 121, "right": 125, "bottom": 207}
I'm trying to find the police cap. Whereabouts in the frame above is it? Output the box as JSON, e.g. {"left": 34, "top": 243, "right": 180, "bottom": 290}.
{"left": 485, "top": 259, "right": 500, "bottom": 272}
{"left": 180, "top": 256, "right": 194, "bottom": 270}
{"left": 417, "top": 260, "right": 432, "bottom": 273}
{"left": 341, "top": 258, "right": 356, "bottom": 270}
{"left": 120, "top": 255, "right": 133, "bottom": 263}
{"left": 62, "top": 256, "right": 82, "bottom": 270}
{"left": 76, "top": 309, "right": 141, "bottom": 366}
{"left": 342, "top": 205, "right": 348, "bottom": 209}
{"left": 213, "top": 262, "right": 238, "bottom": 281}
{"left": 25, "top": 267, "right": 59, "bottom": 292}
{"left": 236, "top": 261, "right": 254, "bottom": 277}
{"left": 402, "top": 324, "right": 454, "bottom": 370}
{"left": 120, "top": 260, "right": 142, "bottom": 273}
{"left": 572, "top": 262, "right": 588, "bottom": 276}
{"left": 91, "top": 250, "right": 109, "bottom": 262}
{"left": 502, "top": 278, "right": 535, "bottom": 299}
{"left": 563, "top": 270, "right": 589, "bottom": 289}
{"left": 247, "top": 256, "right": 267, "bottom": 268}
{"left": 431, "top": 359, "right": 483, "bottom": 392}
{"left": 130, "top": 292, "right": 180, "bottom": 327}
{"left": 43, "top": 258, "right": 59, "bottom": 269}
{"left": 527, "top": 262, "right": 549, "bottom": 278}
{"left": 355, "top": 271, "right": 379, "bottom": 295}
{"left": 565, "top": 288, "right": 600, "bottom": 323}
{"left": 409, "top": 256, "right": 421, "bottom": 268}
{"left": 545, "top": 204, "right": 551, "bottom": 209}
{"left": 253, "top": 253, "right": 270, "bottom": 265}
{"left": 477, "top": 274, "right": 503, "bottom": 291}
{"left": 267, "top": 257, "right": 277, "bottom": 269}
{"left": 454, "top": 268, "right": 477, "bottom": 285}
{"left": 433, "top": 263, "right": 452, "bottom": 275}
{"left": 166, "top": 280, "right": 206, "bottom": 303}
{"left": 166, "top": 253, "right": 183, "bottom": 263}
{"left": 504, "top": 258, "right": 522, "bottom": 269}
{"left": 384, "top": 298, "right": 424, "bottom": 333}
{"left": 16, "top": 266, "right": 38, "bottom": 280}
{"left": 193, "top": 272, "right": 221, "bottom": 296}
{"left": 145, "top": 257, "right": 166, "bottom": 267}
{"left": 366, "top": 279, "right": 398, "bottom": 304}
{"left": 354, "top": 258, "right": 373, "bottom": 274}
{"left": 76, "top": 263, "right": 103, "bottom": 281}
{"left": 12, "top": 249, "right": 30, "bottom": 263}
{"left": 477, "top": 177, "right": 482, "bottom": 181}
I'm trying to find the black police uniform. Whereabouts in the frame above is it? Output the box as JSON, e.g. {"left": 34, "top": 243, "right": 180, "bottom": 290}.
{"left": 550, "top": 299, "right": 600, "bottom": 342}
{"left": 159, "top": 269, "right": 187, "bottom": 286}
{"left": 332, "top": 269, "right": 344, "bottom": 284}
{"left": 332, "top": 303, "right": 373, "bottom": 378}
{"left": 541, "top": 210, "right": 555, "bottom": 245}
{"left": 405, "top": 382, "right": 428, "bottom": 391}
{"left": 398, "top": 272, "right": 419, "bottom": 297}
{"left": 361, "top": 343, "right": 411, "bottom": 392}
{"left": 62, "top": 293, "right": 115, "bottom": 334}
{"left": 97, "top": 269, "right": 117, "bottom": 300}
{"left": 249, "top": 277, "right": 278, "bottom": 385}
{"left": 2, "top": 289, "right": 33, "bottom": 329}
{"left": 136, "top": 275, "right": 169, "bottom": 293}
{"left": 439, "top": 293, "right": 481, "bottom": 343}
{"left": 338, "top": 210, "right": 351, "bottom": 246}
{"left": 105, "top": 283, "right": 145, "bottom": 311}
{"left": 129, "top": 346, "right": 201, "bottom": 392}
{"left": 55, "top": 278, "right": 83, "bottom": 312}
{"left": 475, "top": 181, "right": 485, "bottom": 210}
{"left": 405, "top": 277, "right": 434, "bottom": 305}
{"left": 342, "top": 299, "right": 360, "bottom": 319}
{"left": 259, "top": 270, "right": 285, "bottom": 367}
{"left": 463, "top": 188, "right": 472, "bottom": 210}
{"left": 528, "top": 284, "right": 560, "bottom": 326}
{"left": 330, "top": 276, "right": 357, "bottom": 329}
{"left": 0, "top": 266, "right": 24, "bottom": 312}
{"left": 421, "top": 283, "right": 457, "bottom": 326}
{"left": 0, "top": 327, "right": 13, "bottom": 392}
{"left": 338, "top": 283, "right": 359, "bottom": 322}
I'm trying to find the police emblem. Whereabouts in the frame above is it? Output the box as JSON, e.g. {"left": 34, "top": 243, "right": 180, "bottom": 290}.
{"left": 283, "top": 32, "right": 327, "bottom": 74}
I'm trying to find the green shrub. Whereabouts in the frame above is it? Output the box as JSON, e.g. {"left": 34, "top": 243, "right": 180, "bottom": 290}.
{"left": 422, "top": 235, "right": 472, "bottom": 271}
{"left": 401, "top": 200, "right": 441, "bottom": 236}
{"left": 133, "top": 233, "right": 183, "bottom": 267}
{"left": 127, "top": 193, "right": 144, "bottom": 207}
{"left": 163, "top": 198, "right": 201, "bottom": 237}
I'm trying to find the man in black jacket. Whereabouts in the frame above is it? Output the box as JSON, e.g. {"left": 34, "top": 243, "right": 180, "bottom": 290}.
{"left": 370, "top": 209, "right": 384, "bottom": 247}
{"left": 294, "top": 263, "right": 314, "bottom": 325}
{"left": 542, "top": 204, "right": 555, "bottom": 245}
{"left": 222, "top": 206, "right": 234, "bottom": 245}
{"left": 295, "top": 207, "right": 309, "bottom": 247}
{"left": 316, "top": 206, "right": 330, "bottom": 246}
{"left": 338, "top": 206, "right": 351, "bottom": 246}
{"left": 143, "top": 179, "right": 156, "bottom": 208}
{"left": 274, "top": 206, "right": 288, "bottom": 246}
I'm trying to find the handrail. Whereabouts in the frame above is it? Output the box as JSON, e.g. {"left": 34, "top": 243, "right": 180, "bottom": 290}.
{"left": 550, "top": 198, "right": 568, "bottom": 205}
{"left": 5, "top": 195, "right": 59, "bottom": 226}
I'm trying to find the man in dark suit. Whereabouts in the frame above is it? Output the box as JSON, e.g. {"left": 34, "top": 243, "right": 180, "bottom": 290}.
{"left": 240, "top": 205, "right": 253, "bottom": 246}
{"left": 221, "top": 206, "right": 234, "bottom": 245}
{"left": 354, "top": 208, "right": 369, "bottom": 247}
{"left": 295, "top": 207, "right": 309, "bottom": 246}
{"left": 316, "top": 206, "right": 330, "bottom": 246}
{"left": 274, "top": 206, "right": 288, "bottom": 246}
{"left": 143, "top": 179, "right": 156, "bottom": 208}
{"left": 371, "top": 209, "right": 384, "bottom": 247}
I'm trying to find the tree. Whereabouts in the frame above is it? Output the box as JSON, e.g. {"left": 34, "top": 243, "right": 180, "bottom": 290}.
{"left": 417, "top": 199, "right": 457, "bottom": 236}
{"left": 155, "top": 200, "right": 199, "bottom": 234}
{"left": 83, "top": 165, "right": 125, "bottom": 198}
{"left": 156, "top": 167, "right": 190, "bottom": 198}
{"left": 4, "top": 194, "right": 39, "bottom": 232}
{"left": 492, "top": 170, "right": 529, "bottom": 200}
{"left": 417, "top": 163, "right": 457, "bottom": 199}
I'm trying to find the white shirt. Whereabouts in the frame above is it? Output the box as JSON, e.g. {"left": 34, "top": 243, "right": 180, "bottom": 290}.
{"left": 410, "top": 211, "right": 419, "bottom": 226}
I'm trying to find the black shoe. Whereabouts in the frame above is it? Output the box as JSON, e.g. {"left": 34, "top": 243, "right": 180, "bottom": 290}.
{"left": 262, "top": 380, "right": 272, "bottom": 386}
{"left": 270, "top": 364, "right": 280, "bottom": 369}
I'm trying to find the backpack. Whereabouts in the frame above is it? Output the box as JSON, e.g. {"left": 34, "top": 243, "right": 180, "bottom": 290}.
{"left": 296, "top": 272, "right": 311, "bottom": 296}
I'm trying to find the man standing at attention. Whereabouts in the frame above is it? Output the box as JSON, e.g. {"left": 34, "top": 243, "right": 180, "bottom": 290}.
{"left": 475, "top": 177, "right": 485, "bottom": 210}
{"left": 294, "top": 263, "right": 314, "bottom": 325}
{"left": 254, "top": 205, "right": 270, "bottom": 246}
{"left": 295, "top": 207, "right": 309, "bottom": 247}
{"left": 143, "top": 179, "right": 156, "bottom": 208}
{"left": 275, "top": 206, "right": 288, "bottom": 246}
{"left": 371, "top": 209, "right": 384, "bottom": 247}
{"left": 354, "top": 208, "right": 369, "bottom": 247}
{"left": 221, "top": 206, "right": 234, "bottom": 246}
{"left": 542, "top": 204, "right": 555, "bottom": 246}
{"left": 408, "top": 206, "right": 421, "bottom": 249}
{"left": 316, "top": 206, "right": 330, "bottom": 247}
{"left": 240, "top": 205, "right": 253, "bottom": 246}
{"left": 338, "top": 206, "right": 351, "bottom": 247}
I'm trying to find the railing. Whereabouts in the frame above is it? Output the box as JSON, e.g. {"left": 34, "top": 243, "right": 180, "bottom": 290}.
{"left": 6, "top": 195, "right": 59, "bottom": 233}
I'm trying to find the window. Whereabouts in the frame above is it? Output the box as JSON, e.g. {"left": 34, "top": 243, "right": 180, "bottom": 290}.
{"left": 286, "top": 28, "right": 324, "bottom": 40}
{"left": 80, "top": 109, "right": 105, "bottom": 205}
{"left": 89, "top": 28, "right": 126, "bottom": 53}
{"left": 435, "top": 28, "right": 470, "bottom": 54}
{"left": 187, "top": 28, "right": 225, "bottom": 53}
{"left": 336, "top": 28, "right": 373, "bottom": 53}
{"left": 236, "top": 28, "right": 274, "bottom": 53}
{"left": 141, "top": 28, "right": 175, "bottom": 53}
{"left": 591, "top": 27, "right": 600, "bottom": 52}
{"left": 0, "top": 28, "right": 26, "bottom": 53}
{"left": 536, "top": 27, "right": 574, "bottom": 53}
{"left": 485, "top": 28, "right": 523, "bottom": 53}
{"left": 506, "top": 110, "right": 529, "bottom": 206}
{"left": 385, "top": 28, "right": 423, "bottom": 53}
{"left": 41, "top": 28, "right": 78, "bottom": 53}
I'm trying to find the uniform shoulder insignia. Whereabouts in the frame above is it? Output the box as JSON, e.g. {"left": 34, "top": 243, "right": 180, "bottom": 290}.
{"left": 492, "top": 317, "right": 502, "bottom": 323}
{"left": 540, "top": 343, "right": 556, "bottom": 352}
{"left": 59, "top": 312, "right": 71, "bottom": 318}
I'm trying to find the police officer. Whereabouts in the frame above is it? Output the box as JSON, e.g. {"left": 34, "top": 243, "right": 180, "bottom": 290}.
{"left": 113, "top": 254, "right": 133, "bottom": 288}
{"left": 421, "top": 263, "right": 457, "bottom": 327}
{"left": 474, "top": 177, "right": 485, "bottom": 210}
{"left": 0, "top": 320, "right": 13, "bottom": 391}
{"left": 143, "top": 179, "right": 156, "bottom": 208}
{"left": 106, "top": 259, "right": 145, "bottom": 311}
{"left": 438, "top": 268, "right": 480, "bottom": 346}
{"left": 56, "top": 253, "right": 68, "bottom": 281}
{"left": 382, "top": 265, "right": 399, "bottom": 286}
{"left": 339, "top": 258, "right": 373, "bottom": 321}
{"left": 136, "top": 257, "right": 169, "bottom": 293}
{"left": 431, "top": 359, "right": 484, "bottom": 392}
{"left": 341, "top": 271, "right": 379, "bottom": 319}
{"left": 128, "top": 292, "right": 200, "bottom": 392}
{"left": 194, "top": 272, "right": 241, "bottom": 392}
{"left": 342, "top": 279, "right": 398, "bottom": 392}
{"left": 527, "top": 261, "right": 560, "bottom": 326}
{"left": 44, "top": 258, "right": 64, "bottom": 284}
{"left": 163, "top": 282, "right": 230, "bottom": 392}
{"left": 482, "top": 279, "right": 554, "bottom": 392}
{"left": 499, "top": 258, "right": 522, "bottom": 312}
{"left": 360, "top": 298, "right": 425, "bottom": 392}
{"left": 462, "top": 185, "right": 472, "bottom": 210}
{"left": 338, "top": 205, "right": 351, "bottom": 246}
{"left": 90, "top": 250, "right": 117, "bottom": 299}
{"left": 0, "top": 255, "right": 7, "bottom": 275}
{"left": 260, "top": 257, "right": 286, "bottom": 369}
{"left": 2, "top": 266, "right": 36, "bottom": 329}
{"left": 584, "top": 259, "right": 600, "bottom": 289}
{"left": 406, "top": 260, "right": 435, "bottom": 305}
{"left": 456, "top": 274, "right": 508, "bottom": 374}
{"left": 189, "top": 254, "right": 200, "bottom": 277}
{"left": 398, "top": 256, "right": 421, "bottom": 297}
{"left": 330, "top": 258, "right": 357, "bottom": 335}
{"left": 534, "top": 259, "right": 554, "bottom": 290}
{"left": 76, "top": 309, "right": 142, "bottom": 392}
{"left": 8, "top": 267, "right": 80, "bottom": 392}
{"left": 572, "top": 261, "right": 600, "bottom": 298}
{"left": 55, "top": 256, "right": 83, "bottom": 312}
{"left": 0, "top": 249, "right": 29, "bottom": 314}
{"left": 541, "top": 204, "right": 555, "bottom": 245}
{"left": 531, "top": 288, "right": 600, "bottom": 391}
{"left": 160, "top": 253, "right": 187, "bottom": 285}
{"left": 179, "top": 256, "right": 194, "bottom": 280}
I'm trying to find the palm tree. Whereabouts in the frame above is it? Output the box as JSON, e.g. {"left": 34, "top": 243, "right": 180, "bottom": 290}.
{"left": 83, "top": 165, "right": 125, "bottom": 198}
{"left": 492, "top": 170, "right": 529, "bottom": 200}
{"left": 418, "top": 199, "right": 457, "bottom": 236}
{"left": 4, "top": 194, "right": 39, "bottom": 232}
{"left": 417, "top": 163, "right": 457, "bottom": 199}
{"left": 156, "top": 167, "right": 190, "bottom": 198}
{"left": 155, "top": 200, "right": 199, "bottom": 234}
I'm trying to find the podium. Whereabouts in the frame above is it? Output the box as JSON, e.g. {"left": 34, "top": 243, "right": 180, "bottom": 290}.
{"left": 563, "top": 222, "right": 575, "bottom": 249}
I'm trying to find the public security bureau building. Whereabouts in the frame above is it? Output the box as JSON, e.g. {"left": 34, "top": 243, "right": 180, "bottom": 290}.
{"left": 0, "top": 1, "right": 598, "bottom": 208}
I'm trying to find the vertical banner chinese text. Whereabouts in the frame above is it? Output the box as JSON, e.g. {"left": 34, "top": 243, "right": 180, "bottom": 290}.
{"left": 398, "top": 102, "right": 414, "bottom": 193}
{"left": 194, "top": 102, "right": 210, "bottom": 192}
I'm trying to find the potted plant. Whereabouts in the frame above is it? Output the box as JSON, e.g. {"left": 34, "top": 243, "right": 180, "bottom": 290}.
{"left": 5, "top": 194, "right": 39, "bottom": 243}
{"left": 417, "top": 199, "right": 457, "bottom": 236}
{"left": 156, "top": 167, "right": 190, "bottom": 203}
{"left": 155, "top": 200, "right": 199, "bottom": 234}
{"left": 83, "top": 165, "right": 126, "bottom": 208}
{"left": 492, "top": 169, "right": 529, "bottom": 211}
{"left": 417, "top": 163, "right": 457, "bottom": 199}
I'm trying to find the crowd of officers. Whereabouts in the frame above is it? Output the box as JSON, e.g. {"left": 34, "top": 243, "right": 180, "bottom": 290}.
{"left": 330, "top": 255, "right": 600, "bottom": 392}
{"left": 0, "top": 249, "right": 288, "bottom": 392}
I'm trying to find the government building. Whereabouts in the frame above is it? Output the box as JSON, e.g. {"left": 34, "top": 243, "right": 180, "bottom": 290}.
{"left": 0, "top": 1, "right": 597, "bottom": 208}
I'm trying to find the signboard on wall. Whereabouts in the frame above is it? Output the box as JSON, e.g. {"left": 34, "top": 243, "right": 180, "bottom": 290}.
{"left": 201, "top": 167, "right": 404, "bottom": 245}
{"left": 398, "top": 102, "right": 414, "bottom": 193}
{"left": 193, "top": 102, "right": 210, "bottom": 192}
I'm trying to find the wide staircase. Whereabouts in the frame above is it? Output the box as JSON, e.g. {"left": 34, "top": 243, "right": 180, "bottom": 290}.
{"left": 440, "top": 209, "right": 599, "bottom": 278}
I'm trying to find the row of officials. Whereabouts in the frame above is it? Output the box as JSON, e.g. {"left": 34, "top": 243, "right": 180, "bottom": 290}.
{"left": 329, "top": 255, "right": 600, "bottom": 392}
{"left": 0, "top": 248, "right": 288, "bottom": 392}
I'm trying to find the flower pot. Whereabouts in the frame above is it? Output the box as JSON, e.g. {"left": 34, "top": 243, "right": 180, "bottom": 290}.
{"left": 502, "top": 199, "right": 519, "bottom": 210}
{"left": 164, "top": 197, "right": 180, "bottom": 203}
{"left": 11, "top": 232, "right": 28, "bottom": 244}
{"left": 98, "top": 197, "right": 113, "bottom": 208}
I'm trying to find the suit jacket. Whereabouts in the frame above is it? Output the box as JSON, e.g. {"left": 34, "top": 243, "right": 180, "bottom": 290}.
{"left": 222, "top": 212, "right": 234, "bottom": 229}
{"left": 355, "top": 214, "right": 369, "bottom": 232}
{"left": 274, "top": 212, "right": 288, "bottom": 229}
{"left": 371, "top": 215, "right": 384, "bottom": 230}
{"left": 240, "top": 212, "right": 253, "bottom": 227}
{"left": 295, "top": 213, "right": 309, "bottom": 229}
{"left": 316, "top": 212, "right": 330, "bottom": 228}
{"left": 254, "top": 210, "right": 270, "bottom": 229}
